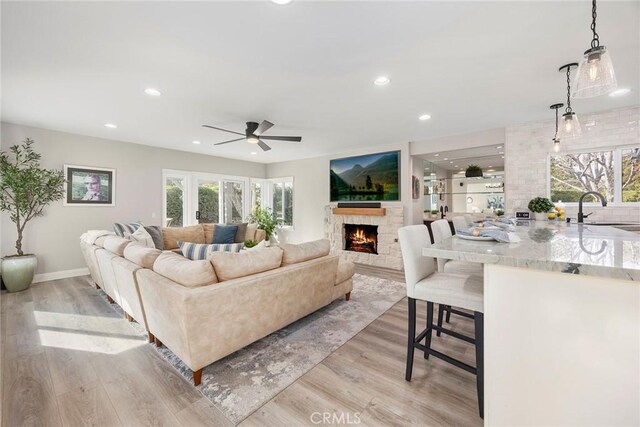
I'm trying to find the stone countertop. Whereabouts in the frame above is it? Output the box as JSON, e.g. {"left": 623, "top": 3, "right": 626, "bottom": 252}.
{"left": 422, "top": 221, "right": 640, "bottom": 281}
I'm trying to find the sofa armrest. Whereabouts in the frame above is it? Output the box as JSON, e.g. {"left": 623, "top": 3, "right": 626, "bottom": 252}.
{"left": 335, "top": 258, "right": 355, "bottom": 285}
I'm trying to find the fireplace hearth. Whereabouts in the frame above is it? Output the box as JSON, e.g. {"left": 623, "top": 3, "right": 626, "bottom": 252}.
{"left": 344, "top": 224, "right": 378, "bottom": 254}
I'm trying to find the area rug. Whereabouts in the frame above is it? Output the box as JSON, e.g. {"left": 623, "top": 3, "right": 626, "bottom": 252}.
{"left": 101, "top": 273, "right": 405, "bottom": 425}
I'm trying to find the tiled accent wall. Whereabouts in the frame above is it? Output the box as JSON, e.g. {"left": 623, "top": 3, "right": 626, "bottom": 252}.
{"left": 325, "top": 205, "right": 404, "bottom": 270}
{"left": 505, "top": 106, "right": 640, "bottom": 223}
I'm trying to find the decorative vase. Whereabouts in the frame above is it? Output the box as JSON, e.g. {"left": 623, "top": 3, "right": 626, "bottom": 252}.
{"left": 1, "top": 254, "right": 37, "bottom": 292}
{"left": 534, "top": 212, "right": 547, "bottom": 221}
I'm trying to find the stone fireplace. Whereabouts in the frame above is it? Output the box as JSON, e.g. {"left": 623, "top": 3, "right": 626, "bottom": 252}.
{"left": 325, "top": 205, "right": 404, "bottom": 270}
{"left": 344, "top": 224, "right": 378, "bottom": 254}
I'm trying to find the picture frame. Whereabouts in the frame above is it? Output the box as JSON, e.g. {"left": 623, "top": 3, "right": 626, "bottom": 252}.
{"left": 63, "top": 165, "right": 116, "bottom": 206}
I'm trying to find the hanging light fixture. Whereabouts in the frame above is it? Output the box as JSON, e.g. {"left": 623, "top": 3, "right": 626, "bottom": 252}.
{"left": 550, "top": 103, "right": 564, "bottom": 152}
{"left": 557, "top": 63, "right": 582, "bottom": 140}
{"left": 573, "top": 0, "right": 617, "bottom": 98}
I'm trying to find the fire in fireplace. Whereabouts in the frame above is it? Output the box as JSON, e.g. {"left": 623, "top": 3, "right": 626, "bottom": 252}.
{"left": 344, "top": 224, "right": 378, "bottom": 254}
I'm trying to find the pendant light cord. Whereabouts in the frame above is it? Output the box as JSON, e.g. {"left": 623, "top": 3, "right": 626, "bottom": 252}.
{"left": 591, "top": 0, "right": 600, "bottom": 48}
{"left": 565, "top": 67, "right": 573, "bottom": 113}
{"left": 555, "top": 107, "right": 559, "bottom": 139}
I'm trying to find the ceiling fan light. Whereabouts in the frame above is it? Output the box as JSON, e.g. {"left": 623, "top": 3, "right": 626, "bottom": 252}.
{"left": 573, "top": 46, "right": 617, "bottom": 98}
{"left": 247, "top": 135, "right": 259, "bottom": 144}
{"left": 557, "top": 112, "right": 582, "bottom": 140}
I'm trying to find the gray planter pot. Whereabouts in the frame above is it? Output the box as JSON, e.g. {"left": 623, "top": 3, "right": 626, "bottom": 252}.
{"left": 1, "top": 254, "right": 37, "bottom": 292}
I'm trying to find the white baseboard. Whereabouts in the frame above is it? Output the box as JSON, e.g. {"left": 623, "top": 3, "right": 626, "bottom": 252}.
{"left": 33, "top": 268, "right": 90, "bottom": 284}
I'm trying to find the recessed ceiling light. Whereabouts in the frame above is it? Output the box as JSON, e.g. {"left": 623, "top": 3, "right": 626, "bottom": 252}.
{"left": 501, "top": 156, "right": 505, "bottom": 159}
{"left": 192, "top": 140, "right": 201, "bottom": 145}
{"left": 497, "top": 146, "right": 502, "bottom": 149}
{"left": 498, "top": 151, "right": 504, "bottom": 154}
{"left": 271, "top": 0, "right": 292, "bottom": 4}
{"left": 454, "top": 165, "right": 459, "bottom": 168}
{"left": 373, "top": 76, "right": 390, "bottom": 86}
{"left": 488, "top": 165, "right": 493, "bottom": 168}
{"left": 250, "top": 151, "right": 257, "bottom": 155}
{"left": 104, "top": 123, "right": 117, "bottom": 129}
{"left": 419, "top": 114, "right": 432, "bottom": 121}
{"left": 443, "top": 158, "right": 448, "bottom": 160}
{"left": 449, "top": 161, "right": 453, "bottom": 164}
{"left": 609, "top": 88, "right": 631, "bottom": 97}
{"left": 434, "top": 153, "right": 439, "bottom": 157}
{"left": 144, "top": 88, "right": 162, "bottom": 96}
{"left": 488, "top": 169, "right": 496, "bottom": 172}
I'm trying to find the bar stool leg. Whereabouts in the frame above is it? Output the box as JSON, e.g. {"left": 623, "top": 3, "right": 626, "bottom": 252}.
{"left": 406, "top": 298, "right": 416, "bottom": 381}
{"left": 474, "top": 311, "right": 484, "bottom": 419}
{"left": 446, "top": 305, "right": 452, "bottom": 323}
{"left": 424, "top": 302, "right": 434, "bottom": 359}
{"left": 436, "top": 304, "right": 444, "bottom": 337}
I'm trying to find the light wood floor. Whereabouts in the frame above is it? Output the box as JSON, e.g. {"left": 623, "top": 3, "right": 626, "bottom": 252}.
{"left": 1, "top": 274, "right": 481, "bottom": 427}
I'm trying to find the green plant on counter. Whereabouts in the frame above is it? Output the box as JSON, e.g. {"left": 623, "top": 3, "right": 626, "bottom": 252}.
{"left": 527, "top": 197, "right": 555, "bottom": 213}
{"left": 430, "top": 209, "right": 439, "bottom": 215}
{"left": 495, "top": 208, "right": 505, "bottom": 216}
{"left": 244, "top": 240, "right": 258, "bottom": 248}
{"left": 247, "top": 206, "right": 281, "bottom": 241}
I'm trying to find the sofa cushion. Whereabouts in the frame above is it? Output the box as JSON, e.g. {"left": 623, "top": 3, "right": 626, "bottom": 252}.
{"left": 124, "top": 226, "right": 155, "bottom": 248}
{"left": 103, "top": 236, "right": 131, "bottom": 256}
{"left": 161, "top": 225, "right": 205, "bottom": 250}
{"left": 123, "top": 244, "right": 162, "bottom": 269}
{"left": 144, "top": 225, "right": 164, "bottom": 250}
{"left": 114, "top": 222, "right": 143, "bottom": 237}
{"left": 153, "top": 252, "right": 217, "bottom": 288}
{"left": 280, "top": 239, "right": 331, "bottom": 265}
{"left": 212, "top": 224, "right": 238, "bottom": 244}
{"left": 209, "top": 247, "right": 283, "bottom": 281}
{"left": 234, "top": 223, "right": 248, "bottom": 243}
{"left": 203, "top": 224, "right": 216, "bottom": 244}
{"left": 245, "top": 223, "right": 258, "bottom": 241}
{"left": 178, "top": 241, "right": 243, "bottom": 260}
{"left": 336, "top": 258, "right": 355, "bottom": 285}
{"left": 94, "top": 235, "right": 110, "bottom": 248}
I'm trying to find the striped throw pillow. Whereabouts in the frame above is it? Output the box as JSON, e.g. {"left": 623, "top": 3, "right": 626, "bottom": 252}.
{"left": 178, "top": 241, "right": 244, "bottom": 260}
{"left": 114, "top": 222, "right": 143, "bottom": 237}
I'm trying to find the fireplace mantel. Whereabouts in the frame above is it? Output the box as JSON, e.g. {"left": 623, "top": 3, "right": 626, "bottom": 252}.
{"left": 332, "top": 207, "right": 386, "bottom": 216}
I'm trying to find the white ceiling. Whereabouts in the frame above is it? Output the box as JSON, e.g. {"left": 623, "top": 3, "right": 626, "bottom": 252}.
{"left": 2, "top": 1, "right": 639, "bottom": 164}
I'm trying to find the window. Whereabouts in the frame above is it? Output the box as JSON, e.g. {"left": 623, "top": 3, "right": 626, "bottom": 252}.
{"left": 549, "top": 146, "right": 639, "bottom": 204}
{"left": 163, "top": 170, "right": 250, "bottom": 227}
{"left": 250, "top": 177, "right": 294, "bottom": 227}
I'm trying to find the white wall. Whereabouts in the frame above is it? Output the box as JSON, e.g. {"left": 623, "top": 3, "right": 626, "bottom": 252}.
{"left": 1, "top": 122, "right": 266, "bottom": 276}
{"left": 505, "top": 106, "right": 640, "bottom": 222}
{"left": 266, "top": 142, "right": 411, "bottom": 243}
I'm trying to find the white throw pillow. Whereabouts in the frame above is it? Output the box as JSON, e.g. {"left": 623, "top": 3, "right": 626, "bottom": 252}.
{"left": 125, "top": 226, "right": 155, "bottom": 248}
{"left": 245, "top": 240, "right": 267, "bottom": 251}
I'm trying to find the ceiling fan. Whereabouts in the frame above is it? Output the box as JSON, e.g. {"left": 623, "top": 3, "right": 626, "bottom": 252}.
{"left": 202, "top": 120, "right": 302, "bottom": 152}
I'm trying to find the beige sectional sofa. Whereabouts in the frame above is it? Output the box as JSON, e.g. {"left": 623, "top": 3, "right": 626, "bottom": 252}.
{"left": 80, "top": 227, "right": 354, "bottom": 386}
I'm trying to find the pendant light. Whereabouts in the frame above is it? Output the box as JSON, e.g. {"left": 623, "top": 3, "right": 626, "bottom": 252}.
{"left": 572, "top": 0, "right": 617, "bottom": 98}
{"left": 557, "top": 63, "right": 582, "bottom": 140}
{"left": 550, "top": 103, "right": 564, "bottom": 152}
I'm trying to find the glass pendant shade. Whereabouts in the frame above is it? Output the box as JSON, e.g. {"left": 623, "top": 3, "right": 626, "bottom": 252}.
{"left": 553, "top": 139, "right": 561, "bottom": 152}
{"left": 573, "top": 46, "right": 617, "bottom": 98}
{"left": 557, "top": 112, "right": 582, "bottom": 140}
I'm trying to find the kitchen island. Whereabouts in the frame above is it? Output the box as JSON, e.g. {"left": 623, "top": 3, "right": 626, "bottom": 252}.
{"left": 423, "top": 222, "right": 640, "bottom": 426}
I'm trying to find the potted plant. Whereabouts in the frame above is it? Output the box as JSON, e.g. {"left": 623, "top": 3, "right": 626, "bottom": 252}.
{"left": 247, "top": 206, "right": 281, "bottom": 243}
{"left": 0, "top": 138, "right": 65, "bottom": 292}
{"left": 465, "top": 164, "right": 483, "bottom": 178}
{"left": 527, "top": 197, "right": 555, "bottom": 221}
{"left": 430, "top": 209, "right": 440, "bottom": 219}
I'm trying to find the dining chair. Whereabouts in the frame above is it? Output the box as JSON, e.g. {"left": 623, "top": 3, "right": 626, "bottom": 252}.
{"left": 452, "top": 216, "right": 469, "bottom": 233}
{"left": 398, "top": 224, "right": 484, "bottom": 418}
{"left": 430, "top": 219, "right": 483, "bottom": 332}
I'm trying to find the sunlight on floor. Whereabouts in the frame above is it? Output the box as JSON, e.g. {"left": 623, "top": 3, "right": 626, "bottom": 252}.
{"left": 34, "top": 310, "right": 145, "bottom": 354}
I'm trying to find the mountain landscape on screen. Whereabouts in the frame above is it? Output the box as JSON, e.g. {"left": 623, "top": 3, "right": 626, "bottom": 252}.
{"left": 330, "top": 151, "right": 400, "bottom": 201}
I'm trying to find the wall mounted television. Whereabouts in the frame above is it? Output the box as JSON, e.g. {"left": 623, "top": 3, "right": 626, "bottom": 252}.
{"left": 330, "top": 150, "right": 400, "bottom": 202}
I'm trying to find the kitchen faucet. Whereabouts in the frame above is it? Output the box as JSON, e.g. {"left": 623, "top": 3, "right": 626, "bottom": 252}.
{"left": 577, "top": 191, "right": 607, "bottom": 223}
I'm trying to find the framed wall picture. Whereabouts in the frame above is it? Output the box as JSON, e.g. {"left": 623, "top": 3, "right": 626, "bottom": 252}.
{"left": 63, "top": 165, "right": 115, "bottom": 206}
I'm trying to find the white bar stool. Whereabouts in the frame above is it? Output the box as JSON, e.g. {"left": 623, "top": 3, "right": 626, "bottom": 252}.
{"left": 399, "top": 224, "right": 484, "bottom": 418}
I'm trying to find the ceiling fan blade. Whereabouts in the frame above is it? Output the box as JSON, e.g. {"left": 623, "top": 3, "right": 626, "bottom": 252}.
{"left": 254, "top": 120, "right": 274, "bottom": 136}
{"left": 257, "top": 140, "right": 272, "bottom": 151}
{"left": 260, "top": 135, "right": 302, "bottom": 142}
{"left": 202, "top": 124, "right": 244, "bottom": 136}
{"left": 214, "top": 137, "right": 245, "bottom": 145}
